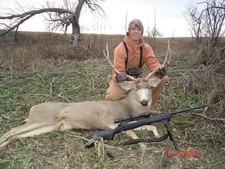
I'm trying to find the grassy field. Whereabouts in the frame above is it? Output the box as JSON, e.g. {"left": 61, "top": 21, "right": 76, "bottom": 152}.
{"left": 0, "top": 32, "right": 224, "bottom": 168}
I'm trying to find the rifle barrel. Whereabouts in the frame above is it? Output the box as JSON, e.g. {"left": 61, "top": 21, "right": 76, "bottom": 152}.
{"left": 169, "top": 104, "right": 209, "bottom": 116}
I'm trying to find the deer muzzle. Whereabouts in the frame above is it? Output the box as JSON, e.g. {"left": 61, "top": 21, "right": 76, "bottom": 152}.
{"left": 140, "top": 100, "right": 149, "bottom": 107}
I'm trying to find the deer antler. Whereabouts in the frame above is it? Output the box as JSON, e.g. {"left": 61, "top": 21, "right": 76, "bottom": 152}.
{"left": 103, "top": 43, "right": 121, "bottom": 74}
{"left": 103, "top": 43, "right": 136, "bottom": 81}
{"left": 146, "top": 40, "right": 171, "bottom": 79}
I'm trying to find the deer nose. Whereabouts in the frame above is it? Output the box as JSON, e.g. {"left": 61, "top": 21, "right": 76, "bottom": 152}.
{"left": 141, "top": 100, "right": 148, "bottom": 107}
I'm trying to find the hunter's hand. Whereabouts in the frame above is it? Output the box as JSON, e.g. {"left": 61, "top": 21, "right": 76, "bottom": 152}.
{"left": 116, "top": 73, "right": 127, "bottom": 83}
{"left": 155, "top": 67, "right": 167, "bottom": 78}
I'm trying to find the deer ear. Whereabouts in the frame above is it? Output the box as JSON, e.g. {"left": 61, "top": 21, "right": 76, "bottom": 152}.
{"left": 149, "top": 78, "right": 161, "bottom": 87}
{"left": 116, "top": 81, "right": 135, "bottom": 91}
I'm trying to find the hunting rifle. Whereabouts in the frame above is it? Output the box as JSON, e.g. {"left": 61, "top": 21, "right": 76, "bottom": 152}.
{"left": 84, "top": 104, "right": 209, "bottom": 151}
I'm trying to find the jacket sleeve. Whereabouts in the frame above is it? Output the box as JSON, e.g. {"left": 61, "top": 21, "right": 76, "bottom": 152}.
{"left": 114, "top": 43, "right": 127, "bottom": 73}
{"left": 110, "top": 43, "right": 127, "bottom": 81}
{"left": 144, "top": 44, "right": 161, "bottom": 71}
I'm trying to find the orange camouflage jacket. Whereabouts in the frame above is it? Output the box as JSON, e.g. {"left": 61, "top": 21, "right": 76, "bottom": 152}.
{"left": 111, "top": 33, "right": 161, "bottom": 81}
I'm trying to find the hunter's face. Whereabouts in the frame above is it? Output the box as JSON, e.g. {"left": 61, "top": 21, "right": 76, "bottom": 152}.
{"left": 129, "top": 26, "right": 142, "bottom": 43}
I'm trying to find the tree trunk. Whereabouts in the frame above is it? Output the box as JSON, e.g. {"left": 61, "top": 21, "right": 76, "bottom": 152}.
{"left": 71, "top": 17, "right": 81, "bottom": 47}
{"left": 71, "top": 0, "right": 86, "bottom": 47}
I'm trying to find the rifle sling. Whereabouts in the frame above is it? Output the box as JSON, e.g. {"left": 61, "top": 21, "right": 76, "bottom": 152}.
{"left": 122, "top": 133, "right": 169, "bottom": 145}
{"left": 122, "top": 119, "right": 179, "bottom": 150}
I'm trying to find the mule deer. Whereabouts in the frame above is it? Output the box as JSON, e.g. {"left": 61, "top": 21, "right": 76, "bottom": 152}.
{"left": 0, "top": 43, "right": 171, "bottom": 149}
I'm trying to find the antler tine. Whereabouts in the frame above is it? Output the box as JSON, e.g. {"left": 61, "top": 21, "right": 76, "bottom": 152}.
{"left": 162, "top": 40, "right": 171, "bottom": 67}
{"left": 146, "top": 70, "right": 157, "bottom": 80}
{"left": 103, "top": 43, "right": 136, "bottom": 81}
{"left": 103, "top": 43, "right": 121, "bottom": 74}
{"left": 126, "top": 74, "right": 136, "bottom": 81}
{"left": 146, "top": 40, "right": 171, "bottom": 80}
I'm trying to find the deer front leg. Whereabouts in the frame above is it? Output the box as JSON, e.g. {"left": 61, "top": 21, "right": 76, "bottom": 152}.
{"left": 134, "top": 125, "right": 160, "bottom": 138}
{"left": 125, "top": 130, "right": 147, "bottom": 150}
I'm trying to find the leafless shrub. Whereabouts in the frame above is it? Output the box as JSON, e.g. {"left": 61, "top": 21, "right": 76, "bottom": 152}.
{"left": 194, "top": 40, "right": 224, "bottom": 66}
{"left": 182, "top": 65, "right": 225, "bottom": 116}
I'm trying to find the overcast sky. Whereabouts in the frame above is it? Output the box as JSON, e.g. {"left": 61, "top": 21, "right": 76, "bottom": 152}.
{"left": 0, "top": 0, "right": 203, "bottom": 37}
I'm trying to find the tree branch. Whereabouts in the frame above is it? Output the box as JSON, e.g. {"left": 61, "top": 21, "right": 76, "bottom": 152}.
{"left": 0, "top": 8, "right": 73, "bottom": 36}
{"left": 190, "top": 112, "right": 225, "bottom": 122}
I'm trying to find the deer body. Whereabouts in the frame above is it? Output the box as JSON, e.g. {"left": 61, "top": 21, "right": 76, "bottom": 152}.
{"left": 0, "top": 79, "right": 160, "bottom": 148}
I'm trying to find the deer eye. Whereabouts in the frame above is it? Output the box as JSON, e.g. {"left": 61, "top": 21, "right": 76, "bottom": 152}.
{"left": 134, "top": 88, "right": 138, "bottom": 91}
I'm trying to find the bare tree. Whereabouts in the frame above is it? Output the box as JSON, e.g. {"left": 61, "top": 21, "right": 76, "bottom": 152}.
{"left": 0, "top": 0, "right": 105, "bottom": 46}
{"left": 185, "top": 1, "right": 225, "bottom": 46}
{"left": 146, "top": 8, "right": 162, "bottom": 52}
{"left": 146, "top": 26, "right": 162, "bottom": 50}
{"left": 185, "top": 4, "right": 203, "bottom": 48}
{"left": 185, "top": 0, "right": 225, "bottom": 65}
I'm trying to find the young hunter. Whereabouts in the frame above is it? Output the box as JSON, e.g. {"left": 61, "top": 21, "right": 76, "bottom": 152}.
{"left": 105, "top": 19, "right": 169, "bottom": 111}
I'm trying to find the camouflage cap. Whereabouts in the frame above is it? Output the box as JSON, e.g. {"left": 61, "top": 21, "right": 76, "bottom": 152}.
{"left": 128, "top": 19, "right": 144, "bottom": 34}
